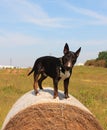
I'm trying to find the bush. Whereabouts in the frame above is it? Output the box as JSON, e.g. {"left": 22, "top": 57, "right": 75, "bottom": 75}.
{"left": 84, "top": 59, "right": 96, "bottom": 66}
{"left": 84, "top": 59, "right": 107, "bottom": 68}
{"left": 95, "top": 59, "right": 107, "bottom": 67}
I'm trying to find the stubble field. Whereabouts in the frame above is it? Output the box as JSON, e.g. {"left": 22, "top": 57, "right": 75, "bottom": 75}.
{"left": 0, "top": 66, "right": 107, "bottom": 129}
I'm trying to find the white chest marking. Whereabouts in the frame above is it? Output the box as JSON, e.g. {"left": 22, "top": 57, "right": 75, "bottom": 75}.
{"left": 60, "top": 70, "right": 70, "bottom": 80}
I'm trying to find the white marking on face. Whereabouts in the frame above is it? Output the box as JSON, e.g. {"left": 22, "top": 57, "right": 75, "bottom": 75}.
{"left": 60, "top": 70, "right": 70, "bottom": 80}
{"left": 67, "top": 62, "right": 71, "bottom": 67}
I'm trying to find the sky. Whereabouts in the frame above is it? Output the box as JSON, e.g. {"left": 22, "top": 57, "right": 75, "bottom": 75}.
{"left": 0, "top": 0, "right": 107, "bottom": 67}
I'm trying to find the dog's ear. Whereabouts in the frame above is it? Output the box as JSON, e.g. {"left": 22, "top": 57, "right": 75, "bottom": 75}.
{"left": 75, "top": 47, "right": 81, "bottom": 57}
{"left": 63, "top": 43, "right": 69, "bottom": 54}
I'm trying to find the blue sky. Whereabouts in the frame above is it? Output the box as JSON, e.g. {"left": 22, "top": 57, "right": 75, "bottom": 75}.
{"left": 0, "top": 0, "right": 107, "bottom": 67}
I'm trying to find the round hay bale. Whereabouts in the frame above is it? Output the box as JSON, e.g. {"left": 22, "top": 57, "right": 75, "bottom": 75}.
{"left": 1, "top": 87, "right": 103, "bottom": 130}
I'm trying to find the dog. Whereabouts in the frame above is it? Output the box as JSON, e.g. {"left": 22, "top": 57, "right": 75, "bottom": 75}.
{"left": 28, "top": 43, "right": 81, "bottom": 98}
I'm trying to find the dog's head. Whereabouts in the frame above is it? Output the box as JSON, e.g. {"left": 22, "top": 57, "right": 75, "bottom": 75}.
{"left": 62, "top": 43, "right": 81, "bottom": 69}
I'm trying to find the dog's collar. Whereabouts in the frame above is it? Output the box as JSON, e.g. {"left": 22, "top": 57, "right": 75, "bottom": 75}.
{"left": 59, "top": 57, "right": 63, "bottom": 67}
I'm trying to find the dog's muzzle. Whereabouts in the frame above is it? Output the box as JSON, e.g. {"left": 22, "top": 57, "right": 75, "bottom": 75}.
{"left": 65, "top": 61, "right": 73, "bottom": 69}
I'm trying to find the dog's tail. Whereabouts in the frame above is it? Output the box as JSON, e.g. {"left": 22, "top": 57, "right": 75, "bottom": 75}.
{"left": 27, "top": 60, "right": 38, "bottom": 76}
{"left": 27, "top": 68, "right": 34, "bottom": 76}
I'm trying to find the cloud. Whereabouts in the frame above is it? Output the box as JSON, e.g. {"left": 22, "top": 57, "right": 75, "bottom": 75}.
{"left": 1, "top": 0, "right": 107, "bottom": 30}
{"left": 1, "top": 0, "right": 81, "bottom": 29}
{"left": 0, "top": 31, "right": 43, "bottom": 45}
{"left": 1, "top": 0, "right": 69, "bottom": 28}
{"left": 62, "top": 1, "right": 107, "bottom": 25}
{"left": 0, "top": 29, "right": 65, "bottom": 46}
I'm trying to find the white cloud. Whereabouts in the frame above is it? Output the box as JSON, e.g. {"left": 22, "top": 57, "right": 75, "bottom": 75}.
{"left": 3, "top": 0, "right": 107, "bottom": 29}
{"left": 1, "top": 0, "right": 107, "bottom": 29}
{"left": 0, "top": 31, "right": 43, "bottom": 45}
{"left": 62, "top": 1, "right": 107, "bottom": 25}
{"left": 0, "top": 30, "right": 64, "bottom": 46}
{"left": 2, "top": 0, "right": 67, "bottom": 28}
{"left": 0, "top": 0, "right": 80, "bottom": 28}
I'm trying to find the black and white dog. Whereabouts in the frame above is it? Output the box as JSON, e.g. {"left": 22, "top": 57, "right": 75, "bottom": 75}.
{"left": 28, "top": 43, "right": 81, "bottom": 98}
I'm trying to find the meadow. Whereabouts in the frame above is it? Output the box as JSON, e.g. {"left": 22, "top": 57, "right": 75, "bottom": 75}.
{"left": 0, "top": 66, "right": 107, "bottom": 129}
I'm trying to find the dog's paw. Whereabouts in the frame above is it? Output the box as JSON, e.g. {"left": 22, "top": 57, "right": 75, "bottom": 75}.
{"left": 53, "top": 96, "right": 59, "bottom": 101}
{"left": 39, "top": 89, "right": 44, "bottom": 92}
{"left": 34, "top": 91, "right": 40, "bottom": 96}
{"left": 36, "top": 92, "right": 40, "bottom": 96}
{"left": 65, "top": 95, "right": 69, "bottom": 99}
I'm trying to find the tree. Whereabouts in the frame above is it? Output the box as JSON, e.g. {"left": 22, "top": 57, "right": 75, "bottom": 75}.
{"left": 97, "top": 51, "right": 107, "bottom": 61}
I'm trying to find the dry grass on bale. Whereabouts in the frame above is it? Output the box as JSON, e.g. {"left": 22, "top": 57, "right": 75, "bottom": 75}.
{"left": 3, "top": 103, "right": 103, "bottom": 130}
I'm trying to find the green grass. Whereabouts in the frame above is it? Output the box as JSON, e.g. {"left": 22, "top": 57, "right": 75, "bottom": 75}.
{"left": 0, "top": 66, "right": 107, "bottom": 129}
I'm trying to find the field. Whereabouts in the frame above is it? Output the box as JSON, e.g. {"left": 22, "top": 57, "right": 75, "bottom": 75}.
{"left": 0, "top": 66, "right": 107, "bottom": 129}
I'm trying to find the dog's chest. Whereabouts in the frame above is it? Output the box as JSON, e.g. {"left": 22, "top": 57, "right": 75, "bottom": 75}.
{"left": 60, "top": 69, "right": 70, "bottom": 80}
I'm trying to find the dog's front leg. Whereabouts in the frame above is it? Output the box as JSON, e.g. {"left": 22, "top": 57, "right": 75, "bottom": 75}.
{"left": 64, "top": 78, "right": 69, "bottom": 98}
{"left": 53, "top": 78, "right": 58, "bottom": 98}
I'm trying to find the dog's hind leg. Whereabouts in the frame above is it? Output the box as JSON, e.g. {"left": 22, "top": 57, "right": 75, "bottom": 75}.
{"left": 38, "top": 73, "right": 47, "bottom": 90}
{"left": 33, "top": 72, "right": 39, "bottom": 95}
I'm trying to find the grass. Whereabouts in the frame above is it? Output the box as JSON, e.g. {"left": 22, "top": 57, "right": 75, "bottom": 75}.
{"left": 0, "top": 66, "right": 107, "bottom": 129}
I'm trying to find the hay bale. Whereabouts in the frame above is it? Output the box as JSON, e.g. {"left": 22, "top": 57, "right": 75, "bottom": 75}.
{"left": 1, "top": 87, "right": 103, "bottom": 130}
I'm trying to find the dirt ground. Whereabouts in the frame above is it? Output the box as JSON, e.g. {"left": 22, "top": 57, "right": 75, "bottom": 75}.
{"left": 3, "top": 103, "right": 103, "bottom": 130}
